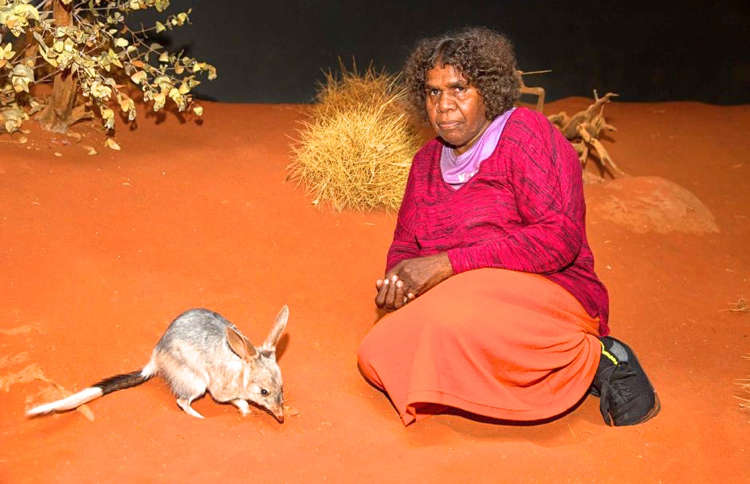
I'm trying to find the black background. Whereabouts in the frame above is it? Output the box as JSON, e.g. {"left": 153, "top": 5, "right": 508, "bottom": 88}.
{"left": 135, "top": 0, "right": 749, "bottom": 104}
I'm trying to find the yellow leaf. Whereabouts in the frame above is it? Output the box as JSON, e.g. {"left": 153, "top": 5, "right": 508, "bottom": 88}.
{"left": 158, "top": 52, "right": 169, "bottom": 63}
{"left": 155, "top": 21, "right": 166, "bottom": 33}
{"left": 130, "top": 71, "right": 147, "bottom": 84}
{"left": 100, "top": 106, "right": 114, "bottom": 121}
{"left": 108, "top": 49, "right": 123, "bottom": 68}
{"left": 153, "top": 92, "right": 166, "bottom": 111}
{"left": 193, "top": 105, "right": 203, "bottom": 116}
{"left": 13, "top": 4, "right": 41, "bottom": 21}
{"left": 32, "top": 31, "right": 45, "bottom": 47}
{"left": 105, "top": 138, "right": 121, "bottom": 151}
{"left": 11, "top": 64, "right": 34, "bottom": 93}
{"left": 1, "top": 43, "right": 15, "bottom": 60}
{"left": 115, "top": 38, "right": 129, "bottom": 48}
{"left": 155, "top": 0, "right": 169, "bottom": 13}
{"left": 39, "top": 48, "right": 58, "bottom": 68}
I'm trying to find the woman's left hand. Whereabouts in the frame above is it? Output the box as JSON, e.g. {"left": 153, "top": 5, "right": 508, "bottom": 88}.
{"left": 375, "top": 253, "right": 454, "bottom": 311}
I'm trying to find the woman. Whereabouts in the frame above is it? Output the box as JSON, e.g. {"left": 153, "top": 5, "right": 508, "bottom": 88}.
{"left": 357, "top": 27, "right": 660, "bottom": 427}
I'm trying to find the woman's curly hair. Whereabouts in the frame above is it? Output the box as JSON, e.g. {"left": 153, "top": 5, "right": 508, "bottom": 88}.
{"left": 403, "top": 27, "right": 521, "bottom": 122}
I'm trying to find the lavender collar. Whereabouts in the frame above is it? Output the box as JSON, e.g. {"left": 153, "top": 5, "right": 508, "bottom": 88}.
{"left": 440, "top": 107, "right": 515, "bottom": 189}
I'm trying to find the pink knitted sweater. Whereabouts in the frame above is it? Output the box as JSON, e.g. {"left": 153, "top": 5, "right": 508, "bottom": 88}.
{"left": 386, "top": 107, "right": 610, "bottom": 336}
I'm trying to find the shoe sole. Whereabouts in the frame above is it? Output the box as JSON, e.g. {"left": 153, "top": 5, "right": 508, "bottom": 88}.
{"left": 607, "top": 337, "right": 662, "bottom": 426}
{"left": 631, "top": 391, "right": 661, "bottom": 426}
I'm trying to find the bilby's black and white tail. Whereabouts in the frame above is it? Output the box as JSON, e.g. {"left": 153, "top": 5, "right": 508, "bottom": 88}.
{"left": 26, "top": 362, "right": 156, "bottom": 417}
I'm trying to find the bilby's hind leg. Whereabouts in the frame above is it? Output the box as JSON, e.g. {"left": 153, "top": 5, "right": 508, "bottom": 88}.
{"left": 177, "top": 398, "right": 205, "bottom": 419}
{"left": 232, "top": 399, "right": 252, "bottom": 416}
{"left": 171, "top": 378, "right": 208, "bottom": 419}
{"left": 155, "top": 352, "right": 210, "bottom": 419}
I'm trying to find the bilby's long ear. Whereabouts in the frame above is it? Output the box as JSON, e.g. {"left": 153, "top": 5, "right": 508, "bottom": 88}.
{"left": 260, "top": 305, "right": 288, "bottom": 355}
{"left": 226, "top": 326, "right": 258, "bottom": 361}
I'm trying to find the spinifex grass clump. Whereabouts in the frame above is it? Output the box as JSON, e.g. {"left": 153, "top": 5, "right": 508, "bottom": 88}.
{"left": 288, "top": 63, "right": 422, "bottom": 211}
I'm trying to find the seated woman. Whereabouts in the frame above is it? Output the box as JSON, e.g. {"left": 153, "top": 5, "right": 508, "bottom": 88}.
{"left": 357, "top": 27, "right": 660, "bottom": 427}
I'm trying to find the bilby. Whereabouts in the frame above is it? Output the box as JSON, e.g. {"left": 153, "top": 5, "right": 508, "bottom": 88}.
{"left": 26, "top": 306, "right": 289, "bottom": 421}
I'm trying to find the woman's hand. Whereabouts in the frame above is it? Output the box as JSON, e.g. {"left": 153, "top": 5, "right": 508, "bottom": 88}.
{"left": 375, "top": 253, "right": 454, "bottom": 311}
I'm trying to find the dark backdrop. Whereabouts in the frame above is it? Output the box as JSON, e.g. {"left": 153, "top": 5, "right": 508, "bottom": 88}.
{"left": 137, "top": 0, "right": 749, "bottom": 104}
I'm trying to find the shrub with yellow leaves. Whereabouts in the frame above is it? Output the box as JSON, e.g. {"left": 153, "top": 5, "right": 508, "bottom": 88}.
{"left": 0, "top": 0, "right": 216, "bottom": 135}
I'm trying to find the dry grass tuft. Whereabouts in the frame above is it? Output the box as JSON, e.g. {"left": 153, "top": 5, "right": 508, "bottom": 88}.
{"left": 725, "top": 297, "right": 749, "bottom": 313}
{"left": 739, "top": 355, "right": 750, "bottom": 412}
{"left": 288, "top": 61, "right": 422, "bottom": 211}
{"left": 739, "top": 384, "right": 750, "bottom": 410}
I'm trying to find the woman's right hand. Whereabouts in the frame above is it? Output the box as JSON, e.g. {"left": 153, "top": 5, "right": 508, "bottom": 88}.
{"left": 375, "top": 253, "right": 453, "bottom": 311}
{"left": 375, "top": 275, "right": 415, "bottom": 312}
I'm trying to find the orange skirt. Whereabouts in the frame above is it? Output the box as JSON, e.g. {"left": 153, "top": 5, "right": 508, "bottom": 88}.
{"left": 357, "top": 268, "right": 601, "bottom": 425}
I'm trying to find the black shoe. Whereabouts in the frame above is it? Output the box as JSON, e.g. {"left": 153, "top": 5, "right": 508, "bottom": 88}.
{"left": 590, "top": 336, "right": 661, "bottom": 426}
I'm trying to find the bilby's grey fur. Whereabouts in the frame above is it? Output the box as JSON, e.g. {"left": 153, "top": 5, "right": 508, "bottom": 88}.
{"left": 26, "top": 306, "right": 289, "bottom": 422}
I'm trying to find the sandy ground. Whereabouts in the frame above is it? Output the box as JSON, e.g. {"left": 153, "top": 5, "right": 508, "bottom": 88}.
{"left": 1, "top": 98, "right": 749, "bottom": 483}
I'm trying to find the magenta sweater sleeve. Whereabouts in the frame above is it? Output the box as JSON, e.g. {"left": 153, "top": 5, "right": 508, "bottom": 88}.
{"left": 446, "top": 114, "right": 585, "bottom": 274}
{"left": 386, "top": 155, "right": 423, "bottom": 272}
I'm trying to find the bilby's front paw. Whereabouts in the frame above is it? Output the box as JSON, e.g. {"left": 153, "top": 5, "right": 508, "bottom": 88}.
{"left": 232, "top": 399, "right": 252, "bottom": 416}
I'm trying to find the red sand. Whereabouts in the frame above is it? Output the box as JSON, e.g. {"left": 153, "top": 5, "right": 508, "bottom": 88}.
{"left": 1, "top": 99, "right": 748, "bottom": 483}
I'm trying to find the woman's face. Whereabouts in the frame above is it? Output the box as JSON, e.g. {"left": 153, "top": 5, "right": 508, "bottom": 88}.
{"left": 424, "top": 64, "right": 490, "bottom": 155}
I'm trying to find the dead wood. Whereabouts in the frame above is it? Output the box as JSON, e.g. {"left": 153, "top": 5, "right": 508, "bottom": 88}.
{"left": 35, "top": 0, "right": 80, "bottom": 134}
{"left": 517, "top": 70, "right": 548, "bottom": 113}
{"left": 548, "top": 91, "right": 624, "bottom": 179}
